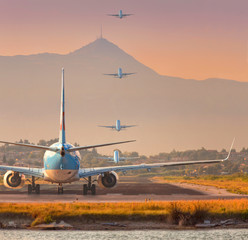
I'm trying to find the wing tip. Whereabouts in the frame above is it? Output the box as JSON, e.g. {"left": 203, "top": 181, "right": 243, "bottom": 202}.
{"left": 224, "top": 137, "right": 235, "bottom": 161}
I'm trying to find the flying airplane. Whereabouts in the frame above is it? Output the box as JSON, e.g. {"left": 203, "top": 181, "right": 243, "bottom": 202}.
{"left": 98, "top": 120, "right": 137, "bottom": 132}
{"left": 107, "top": 10, "right": 133, "bottom": 19}
{"left": 97, "top": 150, "right": 139, "bottom": 164}
{"left": 103, "top": 67, "right": 136, "bottom": 79}
{"left": 0, "top": 69, "right": 235, "bottom": 196}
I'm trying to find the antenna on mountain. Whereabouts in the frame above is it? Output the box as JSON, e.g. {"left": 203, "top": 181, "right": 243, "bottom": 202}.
{"left": 97, "top": 25, "right": 103, "bottom": 40}
{"left": 100, "top": 25, "right": 103, "bottom": 39}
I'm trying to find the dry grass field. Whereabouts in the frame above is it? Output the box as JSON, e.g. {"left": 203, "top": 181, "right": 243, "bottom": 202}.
{"left": 1, "top": 199, "right": 248, "bottom": 226}
{"left": 156, "top": 174, "right": 248, "bottom": 195}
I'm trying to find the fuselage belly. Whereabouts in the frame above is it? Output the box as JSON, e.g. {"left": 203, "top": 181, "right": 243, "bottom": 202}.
{"left": 43, "top": 142, "right": 80, "bottom": 183}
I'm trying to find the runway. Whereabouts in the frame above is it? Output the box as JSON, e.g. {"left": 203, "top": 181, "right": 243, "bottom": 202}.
{"left": 0, "top": 178, "right": 246, "bottom": 203}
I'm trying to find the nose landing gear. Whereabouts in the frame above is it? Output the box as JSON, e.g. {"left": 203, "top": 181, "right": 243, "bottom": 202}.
{"left": 27, "top": 176, "right": 40, "bottom": 194}
{"left": 58, "top": 183, "right": 63, "bottom": 194}
{"left": 83, "top": 176, "right": 96, "bottom": 195}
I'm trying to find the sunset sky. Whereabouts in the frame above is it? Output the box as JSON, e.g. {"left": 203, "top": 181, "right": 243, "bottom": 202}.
{"left": 1, "top": 0, "right": 248, "bottom": 81}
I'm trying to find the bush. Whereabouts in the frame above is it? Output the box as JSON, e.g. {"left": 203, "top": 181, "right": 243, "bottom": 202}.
{"left": 44, "top": 215, "right": 53, "bottom": 224}
{"left": 167, "top": 202, "right": 184, "bottom": 225}
{"left": 167, "top": 202, "right": 208, "bottom": 226}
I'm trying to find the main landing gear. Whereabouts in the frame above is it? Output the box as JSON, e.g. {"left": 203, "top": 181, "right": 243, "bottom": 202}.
{"left": 28, "top": 176, "right": 40, "bottom": 194}
{"left": 58, "top": 183, "right": 64, "bottom": 194}
{"left": 83, "top": 176, "right": 96, "bottom": 195}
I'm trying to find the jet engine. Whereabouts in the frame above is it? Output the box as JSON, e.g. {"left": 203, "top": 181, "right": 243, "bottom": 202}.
{"left": 3, "top": 171, "right": 25, "bottom": 189}
{"left": 97, "top": 171, "right": 118, "bottom": 188}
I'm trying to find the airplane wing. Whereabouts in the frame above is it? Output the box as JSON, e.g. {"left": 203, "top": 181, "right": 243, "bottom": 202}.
{"left": 103, "top": 73, "right": 118, "bottom": 76}
{"left": 79, "top": 158, "right": 230, "bottom": 178}
{"left": 96, "top": 157, "right": 114, "bottom": 160}
{"left": 98, "top": 125, "right": 116, "bottom": 129}
{"left": 122, "top": 14, "right": 134, "bottom": 17}
{"left": 79, "top": 139, "right": 234, "bottom": 178}
{"left": 0, "top": 165, "right": 44, "bottom": 178}
{"left": 67, "top": 140, "right": 135, "bottom": 152}
{"left": 107, "top": 14, "right": 120, "bottom": 17}
{"left": 119, "top": 157, "right": 140, "bottom": 160}
{"left": 122, "top": 73, "right": 136, "bottom": 76}
{"left": 0, "top": 140, "right": 58, "bottom": 152}
{"left": 121, "top": 125, "right": 137, "bottom": 129}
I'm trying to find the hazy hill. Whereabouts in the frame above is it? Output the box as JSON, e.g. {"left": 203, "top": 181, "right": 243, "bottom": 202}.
{"left": 0, "top": 38, "right": 247, "bottom": 155}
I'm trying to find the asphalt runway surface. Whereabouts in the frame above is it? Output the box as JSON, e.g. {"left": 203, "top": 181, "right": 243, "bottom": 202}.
{"left": 0, "top": 177, "right": 246, "bottom": 202}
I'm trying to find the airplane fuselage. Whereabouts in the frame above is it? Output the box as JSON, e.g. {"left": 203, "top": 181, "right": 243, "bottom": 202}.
{"left": 43, "top": 142, "right": 81, "bottom": 183}
{"left": 113, "top": 150, "right": 120, "bottom": 163}
{"left": 116, "top": 120, "right": 121, "bottom": 131}
{"left": 119, "top": 10, "right": 123, "bottom": 19}
{"left": 118, "top": 68, "right": 123, "bottom": 78}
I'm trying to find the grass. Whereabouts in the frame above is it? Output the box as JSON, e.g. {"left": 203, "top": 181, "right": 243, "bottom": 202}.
{"left": 156, "top": 173, "right": 248, "bottom": 195}
{"left": 1, "top": 200, "right": 248, "bottom": 226}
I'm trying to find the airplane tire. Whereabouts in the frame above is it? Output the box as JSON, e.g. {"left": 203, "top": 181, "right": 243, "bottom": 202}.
{"left": 58, "top": 187, "right": 63, "bottom": 195}
{"left": 28, "top": 184, "right": 32, "bottom": 194}
{"left": 91, "top": 184, "right": 96, "bottom": 195}
{"left": 35, "top": 184, "right": 40, "bottom": 194}
{"left": 83, "top": 184, "right": 88, "bottom": 195}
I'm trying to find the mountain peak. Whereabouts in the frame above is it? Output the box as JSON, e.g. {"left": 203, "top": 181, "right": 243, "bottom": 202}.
{"left": 68, "top": 38, "right": 126, "bottom": 57}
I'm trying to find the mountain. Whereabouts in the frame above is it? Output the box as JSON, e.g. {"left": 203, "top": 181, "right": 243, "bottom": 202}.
{"left": 0, "top": 38, "right": 247, "bottom": 155}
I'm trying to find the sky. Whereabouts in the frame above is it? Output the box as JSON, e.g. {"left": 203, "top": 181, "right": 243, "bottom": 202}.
{"left": 1, "top": 0, "right": 248, "bottom": 82}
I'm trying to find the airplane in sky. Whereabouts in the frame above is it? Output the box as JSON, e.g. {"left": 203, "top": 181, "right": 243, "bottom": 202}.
{"left": 97, "top": 150, "right": 139, "bottom": 164}
{"left": 107, "top": 10, "right": 133, "bottom": 19}
{"left": 103, "top": 67, "right": 136, "bottom": 79}
{"left": 0, "top": 69, "right": 235, "bottom": 195}
{"left": 98, "top": 120, "right": 137, "bottom": 132}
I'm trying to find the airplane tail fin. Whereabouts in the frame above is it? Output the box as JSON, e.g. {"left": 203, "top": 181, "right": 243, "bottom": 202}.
{"left": 59, "top": 68, "right": 66, "bottom": 144}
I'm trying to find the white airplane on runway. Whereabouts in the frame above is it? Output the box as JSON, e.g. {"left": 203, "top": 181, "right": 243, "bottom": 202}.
{"left": 97, "top": 150, "right": 139, "bottom": 164}
{"left": 98, "top": 120, "right": 137, "bottom": 132}
{"left": 107, "top": 10, "right": 133, "bottom": 19}
{"left": 104, "top": 67, "right": 136, "bottom": 79}
{"left": 0, "top": 69, "right": 235, "bottom": 195}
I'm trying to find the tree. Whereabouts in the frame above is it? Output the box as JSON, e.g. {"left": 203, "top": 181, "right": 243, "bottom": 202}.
{"left": 2, "top": 154, "right": 6, "bottom": 163}
{"left": 7, "top": 158, "right": 15, "bottom": 165}
{"left": 38, "top": 139, "right": 47, "bottom": 146}
{"left": 92, "top": 148, "right": 98, "bottom": 156}
{"left": 128, "top": 152, "right": 139, "bottom": 157}
{"left": 74, "top": 142, "right": 80, "bottom": 147}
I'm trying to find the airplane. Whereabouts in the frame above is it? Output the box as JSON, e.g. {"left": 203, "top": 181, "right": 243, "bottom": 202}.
{"left": 103, "top": 67, "right": 136, "bottom": 79}
{"left": 97, "top": 150, "right": 139, "bottom": 164}
{"left": 98, "top": 120, "right": 137, "bottom": 132}
{"left": 0, "top": 69, "right": 135, "bottom": 195}
{"left": 107, "top": 10, "right": 133, "bottom": 19}
{"left": 0, "top": 69, "right": 235, "bottom": 196}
